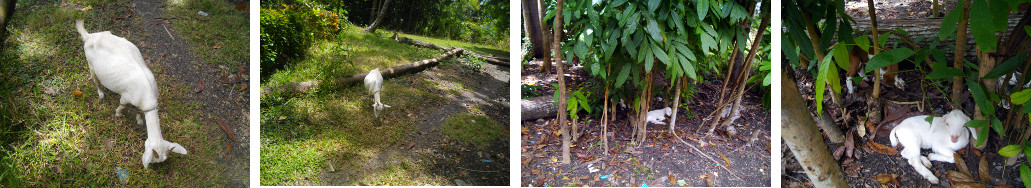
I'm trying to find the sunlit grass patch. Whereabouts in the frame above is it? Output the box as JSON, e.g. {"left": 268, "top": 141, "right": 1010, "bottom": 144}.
{"left": 165, "top": 0, "right": 249, "bottom": 67}
{"left": 442, "top": 113, "right": 504, "bottom": 150}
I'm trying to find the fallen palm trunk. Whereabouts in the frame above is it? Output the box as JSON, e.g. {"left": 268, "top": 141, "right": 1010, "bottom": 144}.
{"left": 394, "top": 34, "right": 509, "bottom": 66}
{"left": 521, "top": 95, "right": 557, "bottom": 121}
{"left": 261, "top": 48, "right": 464, "bottom": 95}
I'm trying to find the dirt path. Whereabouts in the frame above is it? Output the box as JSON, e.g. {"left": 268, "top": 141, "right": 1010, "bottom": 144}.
{"left": 131, "top": 0, "right": 249, "bottom": 186}
{"left": 318, "top": 55, "right": 510, "bottom": 186}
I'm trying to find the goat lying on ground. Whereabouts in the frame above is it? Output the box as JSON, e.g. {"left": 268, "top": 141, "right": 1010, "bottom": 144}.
{"left": 77, "top": 20, "right": 187, "bottom": 168}
{"left": 645, "top": 107, "right": 672, "bottom": 125}
{"left": 364, "top": 68, "right": 391, "bottom": 117}
{"left": 889, "top": 110, "right": 975, "bottom": 184}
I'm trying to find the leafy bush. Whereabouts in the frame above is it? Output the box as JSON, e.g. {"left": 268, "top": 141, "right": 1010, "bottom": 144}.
{"left": 260, "top": 6, "right": 347, "bottom": 77}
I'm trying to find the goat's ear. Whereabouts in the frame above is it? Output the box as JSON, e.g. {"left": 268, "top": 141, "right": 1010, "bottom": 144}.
{"left": 142, "top": 148, "right": 154, "bottom": 168}
{"left": 167, "top": 141, "right": 188, "bottom": 155}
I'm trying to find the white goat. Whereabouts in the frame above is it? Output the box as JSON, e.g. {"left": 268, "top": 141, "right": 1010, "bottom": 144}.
{"left": 889, "top": 110, "right": 976, "bottom": 184}
{"left": 364, "top": 68, "right": 390, "bottom": 117}
{"left": 77, "top": 20, "right": 187, "bottom": 168}
{"left": 645, "top": 107, "right": 672, "bottom": 125}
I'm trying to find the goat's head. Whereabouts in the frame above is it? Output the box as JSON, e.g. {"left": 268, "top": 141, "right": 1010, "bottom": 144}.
{"left": 942, "top": 110, "right": 972, "bottom": 143}
{"left": 142, "top": 138, "right": 188, "bottom": 168}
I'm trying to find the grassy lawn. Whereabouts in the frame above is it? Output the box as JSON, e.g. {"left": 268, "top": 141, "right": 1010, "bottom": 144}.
{"left": 260, "top": 23, "right": 508, "bottom": 185}
{"left": 0, "top": 0, "right": 247, "bottom": 186}
{"left": 165, "top": 0, "right": 249, "bottom": 68}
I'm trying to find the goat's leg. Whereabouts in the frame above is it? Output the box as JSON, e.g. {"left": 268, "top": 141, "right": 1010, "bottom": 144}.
{"left": 928, "top": 150, "right": 957, "bottom": 163}
{"left": 907, "top": 156, "right": 940, "bottom": 184}
{"left": 115, "top": 104, "right": 126, "bottom": 117}
{"left": 89, "top": 68, "right": 104, "bottom": 101}
{"left": 136, "top": 113, "right": 143, "bottom": 125}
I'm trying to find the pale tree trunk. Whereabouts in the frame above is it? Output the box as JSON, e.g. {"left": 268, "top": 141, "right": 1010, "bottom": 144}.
{"left": 866, "top": 0, "right": 884, "bottom": 129}
{"left": 721, "top": 11, "right": 769, "bottom": 136}
{"left": 783, "top": 69, "right": 848, "bottom": 188}
{"left": 798, "top": 9, "right": 845, "bottom": 143}
{"left": 551, "top": 0, "right": 570, "bottom": 165}
{"left": 0, "top": 0, "right": 15, "bottom": 32}
{"left": 361, "top": 0, "right": 391, "bottom": 33}
{"left": 538, "top": 0, "right": 552, "bottom": 73}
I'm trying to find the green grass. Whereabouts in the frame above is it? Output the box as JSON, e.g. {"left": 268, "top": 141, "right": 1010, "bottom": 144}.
{"left": 166, "top": 0, "right": 249, "bottom": 68}
{"left": 442, "top": 113, "right": 504, "bottom": 150}
{"left": 0, "top": 0, "right": 246, "bottom": 186}
{"left": 260, "top": 22, "right": 507, "bottom": 185}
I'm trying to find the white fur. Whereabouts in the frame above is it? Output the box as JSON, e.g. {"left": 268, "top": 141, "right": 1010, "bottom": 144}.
{"left": 888, "top": 110, "right": 975, "bottom": 184}
{"left": 646, "top": 107, "right": 672, "bottom": 125}
{"left": 997, "top": 72, "right": 1031, "bottom": 109}
{"left": 364, "top": 68, "right": 390, "bottom": 117}
{"left": 77, "top": 20, "right": 187, "bottom": 168}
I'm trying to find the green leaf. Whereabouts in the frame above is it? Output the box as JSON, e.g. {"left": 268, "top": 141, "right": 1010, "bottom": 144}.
{"left": 971, "top": 0, "right": 998, "bottom": 52}
{"left": 647, "top": 18, "right": 663, "bottom": 42}
{"left": 992, "top": 117, "right": 1005, "bottom": 136}
{"left": 977, "top": 126, "right": 989, "bottom": 147}
{"left": 828, "top": 61, "right": 842, "bottom": 94}
{"left": 968, "top": 74, "right": 996, "bottom": 116}
{"left": 648, "top": 0, "right": 660, "bottom": 12}
{"left": 1026, "top": 25, "right": 1031, "bottom": 37}
{"left": 1012, "top": 89, "right": 1031, "bottom": 105}
{"left": 985, "top": 55, "right": 1028, "bottom": 79}
{"left": 854, "top": 36, "right": 870, "bottom": 52}
{"left": 815, "top": 55, "right": 835, "bottom": 113}
{"left": 865, "top": 48, "right": 915, "bottom": 73}
{"left": 1021, "top": 164, "right": 1031, "bottom": 188}
{"left": 679, "top": 54, "right": 697, "bottom": 80}
{"left": 616, "top": 63, "right": 631, "bottom": 88}
{"left": 926, "top": 61, "right": 964, "bottom": 79}
{"left": 652, "top": 42, "right": 670, "bottom": 65}
{"left": 832, "top": 43, "right": 850, "bottom": 70}
{"left": 999, "top": 144, "right": 1023, "bottom": 157}
{"left": 939, "top": 1, "right": 962, "bottom": 40}
{"left": 966, "top": 119, "right": 988, "bottom": 128}
{"left": 697, "top": 0, "right": 708, "bottom": 21}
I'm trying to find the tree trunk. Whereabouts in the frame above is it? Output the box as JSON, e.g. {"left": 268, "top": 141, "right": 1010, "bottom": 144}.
{"left": 0, "top": 0, "right": 15, "bottom": 33}
{"left": 953, "top": 0, "right": 970, "bottom": 108}
{"left": 361, "top": 0, "right": 391, "bottom": 33}
{"left": 552, "top": 0, "right": 570, "bottom": 165}
{"left": 261, "top": 48, "right": 463, "bottom": 95}
{"left": 522, "top": 0, "right": 545, "bottom": 59}
{"left": 721, "top": 11, "right": 770, "bottom": 136}
{"left": 783, "top": 69, "right": 848, "bottom": 188}
{"left": 538, "top": 0, "right": 552, "bottom": 74}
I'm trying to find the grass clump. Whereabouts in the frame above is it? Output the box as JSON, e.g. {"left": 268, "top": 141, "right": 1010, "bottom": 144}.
{"left": 442, "top": 113, "right": 505, "bottom": 150}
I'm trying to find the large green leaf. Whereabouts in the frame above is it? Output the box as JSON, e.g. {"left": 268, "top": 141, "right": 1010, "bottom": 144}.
{"left": 854, "top": 36, "right": 870, "bottom": 53}
{"left": 832, "top": 43, "right": 849, "bottom": 70}
{"left": 652, "top": 42, "right": 670, "bottom": 65}
{"left": 1021, "top": 164, "right": 1031, "bottom": 188}
{"left": 679, "top": 54, "right": 697, "bottom": 80}
{"left": 616, "top": 63, "right": 631, "bottom": 88}
{"left": 967, "top": 119, "right": 989, "bottom": 128}
{"left": 999, "top": 144, "right": 1023, "bottom": 157}
{"left": 985, "top": 55, "right": 1028, "bottom": 79}
{"left": 648, "top": 0, "right": 660, "bottom": 12}
{"left": 939, "top": 1, "right": 963, "bottom": 40}
{"left": 992, "top": 117, "right": 1005, "bottom": 136}
{"left": 647, "top": 18, "right": 663, "bottom": 42}
{"left": 968, "top": 73, "right": 996, "bottom": 116}
{"left": 828, "top": 61, "right": 842, "bottom": 94}
{"left": 926, "top": 61, "right": 964, "bottom": 79}
{"left": 815, "top": 54, "right": 835, "bottom": 113}
{"left": 1012, "top": 89, "right": 1031, "bottom": 105}
{"left": 865, "top": 48, "right": 915, "bottom": 73}
{"left": 697, "top": 0, "right": 708, "bottom": 21}
{"left": 970, "top": 0, "right": 998, "bottom": 52}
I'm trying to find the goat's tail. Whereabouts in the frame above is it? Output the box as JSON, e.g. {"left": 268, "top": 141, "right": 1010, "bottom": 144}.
{"left": 75, "top": 20, "right": 89, "bottom": 42}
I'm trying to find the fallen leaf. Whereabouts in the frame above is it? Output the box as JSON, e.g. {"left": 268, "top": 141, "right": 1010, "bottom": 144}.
{"left": 947, "top": 170, "right": 977, "bottom": 183}
{"left": 79, "top": 5, "right": 92, "bottom": 11}
{"left": 213, "top": 45, "right": 222, "bottom": 49}
{"left": 871, "top": 173, "right": 898, "bottom": 184}
{"left": 977, "top": 155, "right": 990, "bottom": 182}
{"left": 551, "top": 157, "right": 557, "bottom": 162}
{"left": 238, "top": 84, "right": 247, "bottom": 92}
{"left": 951, "top": 182, "right": 988, "bottom": 188}
{"left": 194, "top": 80, "right": 205, "bottom": 93}
{"left": 867, "top": 141, "right": 898, "bottom": 155}
{"left": 72, "top": 90, "right": 83, "bottom": 97}
{"left": 956, "top": 154, "right": 972, "bottom": 176}
{"left": 562, "top": 176, "right": 569, "bottom": 180}
{"left": 215, "top": 118, "right": 237, "bottom": 142}
{"left": 718, "top": 152, "right": 730, "bottom": 164}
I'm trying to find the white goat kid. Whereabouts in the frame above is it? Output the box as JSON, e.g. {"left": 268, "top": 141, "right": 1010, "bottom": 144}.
{"left": 889, "top": 110, "right": 975, "bottom": 184}
{"left": 364, "top": 68, "right": 391, "bottom": 117}
{"left": 77, "top": 20, "right": 187, "bottom": 168}
{"left": 645, "top": 107, "right": 672, "bottom": 125}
